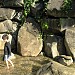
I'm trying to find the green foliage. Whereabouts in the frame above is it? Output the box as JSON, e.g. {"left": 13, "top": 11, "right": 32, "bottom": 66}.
{"left": 23, "top": 0, "right": 34, "bottom": 17}
{"left": 41, "top": 21, "right": 49, "bottom": 30}
{"left": 61, "top": 0, "right": 72, "bottom": 13}
{"left": 22, "top": 0, "right": 49, "bottom": 35}
{"left": 20, "top": 0, "right": 34, "bottom": 26}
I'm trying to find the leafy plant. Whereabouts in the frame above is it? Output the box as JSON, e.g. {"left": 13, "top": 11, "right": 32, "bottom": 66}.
{"left": 20, "top": 0, "right": 34, "bottom": 26}
{"left": 61, "top": 0, "right": 72, "bottom": 13}
{"left": 41, "top": 21, "right": 49, "bottom": 30}
{"left": 23, "top": 0, "right": 33, "bottom": 17}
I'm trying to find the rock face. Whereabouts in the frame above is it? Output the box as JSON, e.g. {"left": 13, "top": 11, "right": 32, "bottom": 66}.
{"left": 0, "top": 20, "right": 17, "bottom": 33}
{"left": 3, "top": 0, "right": 24, "bottom": 7}
{"left": 0, "top": 34, "right": 5, "bottom": 50}
{"left": 37, "top": 60, "right": 75, "bottom": 75}
{"left": 51, "top": 42, "right": 59, "bottom": 58}
{"left": 17, "top": 18, "right": 43, "bottom": 56}
{"left": 65, "top": 27, "right": 75, "bottom": 61}
{"left": 47, "top": 0, "right": 75, "bottom": 17}
{"left": 31, "top": 3, "right": 44, "bottom": 17}
{"left": 44, "top": 35, "right": 66, "bottom": 58}
{"left": 61, "top": 18, "right": 75, "bottom": 31}
{"left": 0, "top": 8, "right": 15, "bottom": 20}
{"left": 47, "top": 0, "right": 64, "bottom": 11}
{"left": 42, "top": 18, "right": 61, "bottom": 33}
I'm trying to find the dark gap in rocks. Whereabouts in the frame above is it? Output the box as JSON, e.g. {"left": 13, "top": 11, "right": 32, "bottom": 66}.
{"left": 0, "top": 19, "right": 7, "bottom": 22}
{"left": 1, "top": 6, "right": 24, "bottom": 10}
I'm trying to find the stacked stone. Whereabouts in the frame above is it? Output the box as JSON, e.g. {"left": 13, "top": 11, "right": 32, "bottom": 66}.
{"left": 0, "top": 0, "right": 43, "bottom": 56}
{"left": 31, "top": 0, "right": 75, "bottom": 65}
{"left": 0, "top": 0, "right": 24, "bottom": 53}
{"left": 0, "top": 0, "right": 75, "bottom": 74}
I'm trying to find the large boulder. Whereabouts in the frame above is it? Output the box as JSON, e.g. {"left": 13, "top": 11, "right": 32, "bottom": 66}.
{"left": 65, "top": 27, "right": 75, "bottom": 61}
{"left": 37, "top": 60, "right": 75, "bottom": 75}
{"left": 17, "top": 17, "right": 43, "bottom": 56}
{"left": 0, "top": 20, "right": 17, "bottom": 33}
{"left": 47, "top": 0, "right": 75, "bottom": 17}
{"left": 0, "top": 8, "right": 15, "bottom": 20}
{"left": 44, "top": 35, "right": 66, "bottom": 58}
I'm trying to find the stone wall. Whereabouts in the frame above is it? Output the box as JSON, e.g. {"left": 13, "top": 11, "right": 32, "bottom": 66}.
{"left": 0, "top": 0, "right": 75, "bottom": 75}
{"left": 0, "top": 0, "right": 75, "bottom": 61}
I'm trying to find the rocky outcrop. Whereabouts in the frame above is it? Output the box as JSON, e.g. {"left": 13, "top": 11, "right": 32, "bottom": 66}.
{"left": 37, "top": 60, "right": 75, "bottom": 75}
{"left": 65, "top": 27, "right": 75, "bottom": 61}
{"left": 17, "top": 18, "right": 43, "bottom": 56}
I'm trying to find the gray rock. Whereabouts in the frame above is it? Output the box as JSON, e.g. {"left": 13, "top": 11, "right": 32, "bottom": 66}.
{"left": 60, "top": 18, "right": 75, "bottom": 31}
{"left": 47, "top": 0, "right": 64, "bottom": 11}
{"left": 31, "top": 3, "right": 43, "bottom": 16}
{"left": 65, "top": 27, "right": 75, "bottom": 61}
{"left": 44, "top": 35, "right": 66, "bottom": 58}
{"left": 0, "top": 8, "right": 15, "bottom": 20}
{"left": 14, "top": 11, "right": 23, "bottom": 21}
{"left": 0, "top": 20, "right": 17, "bottom": 33}
{"left": 55, "top": 55, "right": 73, "bottom": 66}
{"left": 40, "top": 18, "right": 75, "bottom": 33}
{"left": 3, "top": 0, "right": 24, "bottom": 7}
{"left": 37, "top": 60, "right": 75, "bottom": 75}
{"left": 42, "top": 18, "right": 60, "bottom": 33}
{"left": 51, "top": 42, "right": 59, "bottom": 58}
{"left": 47, "top": 0, "right": 75, "bottom": 17}
{"left": 17, "top": 17, "right": 43, "bottom": 56}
